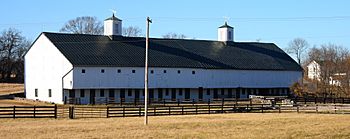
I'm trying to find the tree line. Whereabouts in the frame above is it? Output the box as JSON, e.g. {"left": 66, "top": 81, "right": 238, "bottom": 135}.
{"left": 286, "top": 38, "right": 350, "bottom": 98}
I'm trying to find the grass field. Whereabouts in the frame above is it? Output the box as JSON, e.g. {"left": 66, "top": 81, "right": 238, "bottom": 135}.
{"left": 0, "top": 113, "right": 349, "bottom": 139}
{"left": 0, "top": 83, "right": 24, "bottom": 95}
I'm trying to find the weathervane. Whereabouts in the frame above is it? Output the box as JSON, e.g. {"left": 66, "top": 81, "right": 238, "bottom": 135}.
{"left": 109, "top": 9, "right": 117, "bottom": 15}
{"left": 223, "top": 16, "right": 230, "bottom": 23}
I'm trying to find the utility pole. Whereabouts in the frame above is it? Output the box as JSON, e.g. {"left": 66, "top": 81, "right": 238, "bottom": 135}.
{"left": 144, "top": 17, "right": 152, "bottom": 125}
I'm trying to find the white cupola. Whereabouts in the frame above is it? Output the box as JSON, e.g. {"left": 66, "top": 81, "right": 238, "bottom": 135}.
{"left": 218, "top": 22, "right": 234, "bottom": 42}
{"left": 104, "top": 14, "right": 122, "bottom": 36}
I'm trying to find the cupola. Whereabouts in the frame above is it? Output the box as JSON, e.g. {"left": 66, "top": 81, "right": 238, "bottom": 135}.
{"left": 218, "top": 22, "right": 234, "bottom": 42}
{"left": 104, "top": 14, "right": 122, "bottom": 36}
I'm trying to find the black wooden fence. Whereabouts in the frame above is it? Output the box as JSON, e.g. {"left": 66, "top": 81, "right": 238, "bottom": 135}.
{"left": 66, "top": 104, "right": 350, "bottom": 119}
{"left": 0, "top": 105, "right": 57, "bottom": 118}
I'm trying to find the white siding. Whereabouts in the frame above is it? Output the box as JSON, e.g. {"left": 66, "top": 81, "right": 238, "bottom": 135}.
{"left": 72, "top": 67, "right": 302, "bottom": 89}
{"left": 24, "top": 34, "right": 73, "bottom": 104}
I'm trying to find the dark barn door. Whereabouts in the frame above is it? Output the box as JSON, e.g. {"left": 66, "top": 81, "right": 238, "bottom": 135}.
{"left": 198, "top": 87, "right": 203, "bottom": 100}
{"left": 90, "top": 89, "right": 95, "bottom": 104}
{"left": 171, "top": 88, "right": 176, "bottom": 100}
{"left": 185, "top": 88, "right": 190, "bottom": 100}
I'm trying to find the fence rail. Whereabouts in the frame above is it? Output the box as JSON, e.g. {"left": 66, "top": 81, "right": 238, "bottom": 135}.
{"left": 67, "top": 103, "right": 350, "bottom": 119}
{"left": 0, "top": 105, "right": 57, "bottom": 118}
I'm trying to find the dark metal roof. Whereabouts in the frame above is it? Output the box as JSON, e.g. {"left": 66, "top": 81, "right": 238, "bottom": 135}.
{"left": 104, "top": 14, "right": 122, "bottom": 21}
{"left": 219, "top": 22, "right": 233, "bottom": 29}
{"left": 43, "top": 32, "right": 302, "bottom": 71}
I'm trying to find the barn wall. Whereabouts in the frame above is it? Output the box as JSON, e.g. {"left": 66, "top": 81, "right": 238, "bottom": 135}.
{"left": 24, "top": 34, "right": 73, "bottom": 104}
{"left": 72, "top": 67, "right": 302, "bottom": 89}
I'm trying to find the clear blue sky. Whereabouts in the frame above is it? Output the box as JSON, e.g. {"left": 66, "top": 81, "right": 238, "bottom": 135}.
{"left": 1, "top": 0, "right": 349, "bottom": 51}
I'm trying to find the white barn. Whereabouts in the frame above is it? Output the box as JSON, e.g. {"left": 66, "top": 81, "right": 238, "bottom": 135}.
{"left": 24, "top": 14, "right": 303, "bottom": 104}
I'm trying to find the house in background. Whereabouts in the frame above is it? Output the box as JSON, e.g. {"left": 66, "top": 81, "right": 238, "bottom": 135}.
{"left": 306, "top": 60, "right": 344, "bottom": 86}
{"left": 24, "top": 14, "right": 303, "bottom": 104}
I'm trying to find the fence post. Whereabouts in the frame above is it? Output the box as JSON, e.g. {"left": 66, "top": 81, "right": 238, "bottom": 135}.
{"left": 106, "top": 106, "right": 109, "bottom": 118}
{"left": 33, "top": 106, "right": 36, "bottom": 118}
{"left": 54, "top": 104, "right": 57, "bottom": 119}
{"left": 297, "top": 105, "right": 299, "bottom": 113}
{"left": 304, "top": 97, "right": 307, "bottom": 104}
{"left": 182, "top": 106, "right": 184, "bottom": 115}
{"left": 208, "top": 105, "right": 211, "bottom": 114}
{"left": 168, "top": 106, "right": 171, "bottom": 115}
{"left": 261, "top": 104, "right": 264, "bottom": 113}
{"left": 249, "top": 98, "right": 252, "bottom": 106}
{"left": 139, "top": 107, "right": 142, "bottom": 116}
{"left": 177, "top": 99, "right": 180, "bottom": 106}
{"left": 69, "top": 106, "right": 74, "bottom": 119}
{"left": 192, "top": 99, "right": 195, "bottom": 106}
{"left": 196, "top": 105, "right": 198, "bottom": 114}
{"left": 208, "top": 99, "right": 211, "bottom": 106}
{"left": 221, "top": 101, "right": 224, "bottom": 113}
{"left": 163, "top": 99, "right": 166, "bottom": 106}
{"left": 13, "top": 106, "right": 16, "bottom": 119}
{"left": 342, "top": 98, "right": 345, "bottom": 104}
{"left": 154, "top": 107, "right": 156, "bottom": 116}
{"left": 316, "top": 104, "right": 318, "bottom": 113}
{"left": 334, "top": 105, "right": 337, "bottom": 114}
{"left": 233, "top": 104, "right": 236, "bottom": 113}
{"left": 123, "top": 106, "right": 125, "bottom": 117}
{"left": 278, "top": 104, "right": 281, "bottom": 113}
{"left": 315, "top": 97, "right": 317, "bottom": 104}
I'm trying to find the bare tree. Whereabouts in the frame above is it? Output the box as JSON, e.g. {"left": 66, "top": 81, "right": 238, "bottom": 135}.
{"left": 60, "top": 16, "right": 103, "bottom": 35}
{"left": 122, "top": 26, "right": 142, "bottom": 37}
{"left": 0, "top": 28, "right": 30, "bottom": 82}
{"left": 286, "top": 38, "right": 309, "bottom": 65}
{"left": 162, "top": 32, "right": 187, "bottom": 39}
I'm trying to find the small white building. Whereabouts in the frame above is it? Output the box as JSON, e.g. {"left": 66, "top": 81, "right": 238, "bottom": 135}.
{"left": 307, "top": 60, "right": 321, "bottom": 80}
{"left": 24, "top": 14, "right": 303, "bottom": 104}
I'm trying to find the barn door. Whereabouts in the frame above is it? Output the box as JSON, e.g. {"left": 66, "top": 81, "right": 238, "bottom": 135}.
{"left": 90, "top": 89, "right": 95, "bottom": 105}
{"left": 185, "top": 88, "right": 190, "bottom": 100}
{"left": 171, "top": 88, "right": 176, "bottom": 100}
{"left": 198, "top": 87, "right": 203, "bottom": 101}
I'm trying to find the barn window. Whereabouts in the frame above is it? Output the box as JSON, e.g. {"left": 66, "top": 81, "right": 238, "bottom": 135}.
{"left": 117, "top": 69, "right": 121, "bottom": 73}
{"left": 128, "top": 89, "right": 132, "bottom": 96}
{"left": 80, "top": 89, "right": 85, "bottom": 97}
{"left": 177, "top": 70, "right": 181, "bottom": 74}
{"left": 101, "top": 69, "right": 105, "bottom": 73}
{"left": 35, "top": 89, "right": 38, "bottom": 97}
{"left": 48, "top": 89, "right": 52, "bottom": 97}
{"left": 109, "top": 89, "right": 115, "bottom": 97}
{"left": 150, "top": 70, "right": 154, "bottom": 74}
{"left": 132, "top": 70, "right": 136, "bottom": 73}
{"left": 192, "top": 70, "right": 196, "bottom": 74}
{"left": 69, "top": 90, "right": 75, "bottom": 97}
{"left": 100, "top": 89, "right": 105, "bottom": 97}
{"left": 165, "top": 88, "right": 169, "bottom": 96}
{"left": 163, "top": 70, "right": 167, "bottom": 73}
{"left": 82, "top": 69, "right": 85, "bottom": 73}
{"left": 206, "top": 89, "right": 210, "bottom": 95}
{"left": 179, "top": 88, "right": 183, "bottom": 96}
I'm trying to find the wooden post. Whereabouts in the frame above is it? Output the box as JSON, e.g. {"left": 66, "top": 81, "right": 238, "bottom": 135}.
{"left": 168, "top": 107, "right": 171, "bottom": 115}
{"left": 334, "top": 105, "right": 337, "bottom": 114}
{"left": 154, "top": 107, "right": 156, "bottom": 116}
{"left": 278, "top": 104, "right": 281, "bottom": 113}
{"left": 208, "top": 105, "right": 211, "bottom": 114}
{"left": 316, "top": 104, "right": 318, "bottom": 113}
{"left": 182, "top": 106, "right": 184, "bottom": 115}
{"left": 196, "top": 105, "right": 198, "bottom": 114}
{"left": 192, "top": 99, "right": 195, "bottom": 106}
{"left": 177, "top": 99, "right": 180, "bottom": 106}
{"left": 106, "top": 106, "right": 109, "bottom": 118}
{"left": 249, "top": 98, "right": 252, "bottom": 106}
{"left": 13, "top": 106, "right": 16, "bottom": 119}
{"left": 123, "top": 106, "right": 125, "bottom": 117}
{"left": 144, "top": 17, "right": 152, "bottom": 125}
{"left": 221, "top": 101, "right": 224, "bottom": 113}
{"left": 233, "top": 104, "right": 236, "bottom": 113}
{"left": 54, "top": 104, "right": 57, "bottom": 119}
{"left": 33, "top": 106, "right": 36, "bottom": 118}
{"left": 297, "top": 105, "right": 299, "bottom": 113}
{"left": 139, "top": 107, "right": 142, "bottom": 116}
{"left": 261, "top": 104, "right": 264, "bottom": 113}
